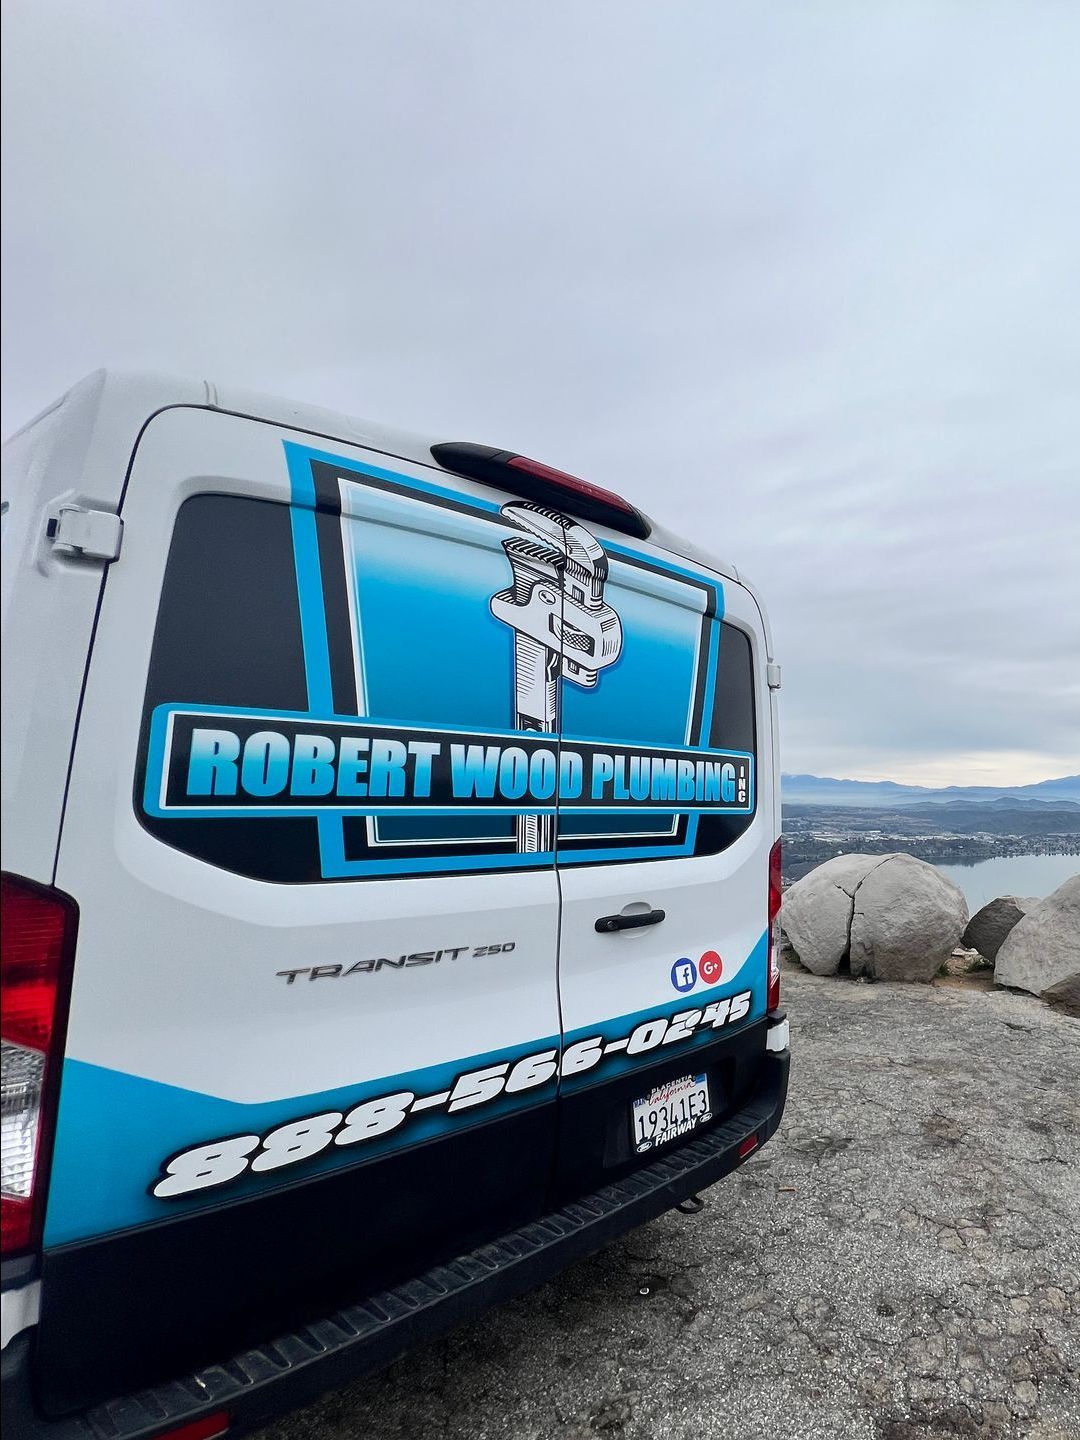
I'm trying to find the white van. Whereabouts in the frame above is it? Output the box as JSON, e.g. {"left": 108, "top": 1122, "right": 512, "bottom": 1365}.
{"left": 1, "top": 371, "right": 789, "bottom": 1438}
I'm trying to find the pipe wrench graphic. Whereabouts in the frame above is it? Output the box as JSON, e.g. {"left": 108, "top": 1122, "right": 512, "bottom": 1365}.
{"left": 490, "top": 503, "right": 623, "bottom": 853}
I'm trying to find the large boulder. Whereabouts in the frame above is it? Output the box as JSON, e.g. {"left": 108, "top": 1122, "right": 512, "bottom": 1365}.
{"left": 994, "top": 875, "right": 1080, "bottom": 998}
{"left": 1041, "top": 973, "right": 1080, "bottom": 1018}
{"left": 961, "top": 895, "right": 1039, "bottom": 962}
{"left": 781, "top": 853, "right": 883, "bottom": 975}
{"left": 782, "top": 852, "right": 968, "bottom": 981}
{"left": 849, "top": 854, "right": 969, "bottom": 982}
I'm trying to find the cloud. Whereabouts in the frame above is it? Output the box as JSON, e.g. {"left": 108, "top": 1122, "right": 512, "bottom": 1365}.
{"left": 3, "top": 0, "right": 1078, "bottom": 784}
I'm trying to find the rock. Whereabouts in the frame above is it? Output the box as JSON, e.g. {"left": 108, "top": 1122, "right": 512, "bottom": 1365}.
{"left": 961, "top": 895, "right": 1036, "bottom": 962}
{"left": 848, "top": 853, "right": 969, "bottom": 982}
{"left": 994, "top": 875, "right": 1080, "bottom": 998}
{"left": 780, "top": 853, "right": 884, "bottom": 975}
{"left": 782, "top": 852, "right": 968, "bottom": 982}
{"left": 1040, "top": 973, "right": 1080, "bottom": 1017}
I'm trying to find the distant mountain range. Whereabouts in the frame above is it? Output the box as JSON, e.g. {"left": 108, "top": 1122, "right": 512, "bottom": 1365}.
{"left": 781, "top": 773, "right": 1080, "bottom": 807}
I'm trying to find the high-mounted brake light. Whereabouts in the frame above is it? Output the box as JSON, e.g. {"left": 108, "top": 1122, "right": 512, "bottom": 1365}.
{"left": 1, "top": 874, "right": 77, "bottom": 1256}
{"left": 430, "top": 442, "right": 651, "bottom": 540}
{"left": 767, "top": 838, "right": 782, "bottom": 1012}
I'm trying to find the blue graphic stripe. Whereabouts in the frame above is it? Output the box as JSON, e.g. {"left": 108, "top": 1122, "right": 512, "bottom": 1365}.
{"left": 284, "top": 445, "right": 335, "bottom": 714}
{"left": 318, "top": 818, "right": 554, "bottom": 876}
{"left": 44, "top": 935, "right": 765, "bottom": 1246}
{"left": 699, "top": 610, "right": 723, "bottom": 741}
{"left": 285, "top": 444, "right": 352, "bottom": 873}
{"left": 284, "top": 440, "right": 505, "bottom": 517}
{"left": 144, "top": 701, "right": 753, "bottom": 758}
{"left": 605, "top": 538, "right": 723, "bottom": 614}
{"left": 45, "top": 1030, "right": 558, "bottom": 1247}
{"left": 683, "top": 587, "right": 725, "bottom": 857}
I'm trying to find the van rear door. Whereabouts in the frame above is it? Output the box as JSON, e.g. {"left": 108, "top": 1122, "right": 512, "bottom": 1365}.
{"left": 550, "top": 532, "right": 774, "bottom": 1200}
{"left": 39, "top": 407, "right": 564, "bottom": 1413}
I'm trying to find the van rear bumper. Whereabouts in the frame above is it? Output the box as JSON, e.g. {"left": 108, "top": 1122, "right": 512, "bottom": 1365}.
{"left": 5, "top": 1045, "right": 789, "bottom": 1440}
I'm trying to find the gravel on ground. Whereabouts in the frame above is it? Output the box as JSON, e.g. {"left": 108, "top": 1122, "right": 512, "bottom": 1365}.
{"left": 256, "top": 970, "right": 1080, "bottom": 1440}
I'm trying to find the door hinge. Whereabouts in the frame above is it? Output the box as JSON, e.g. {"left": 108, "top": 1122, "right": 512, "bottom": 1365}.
{"left": 766, "top": 662, "right": 782, "bottom": 690}
{"left": 46, "top": 506, "right": 123, "bottom": 562}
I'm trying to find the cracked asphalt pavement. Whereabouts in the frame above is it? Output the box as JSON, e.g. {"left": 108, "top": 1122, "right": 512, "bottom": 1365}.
{"left": 256, "top": 971, "right": 1079, "bottom": 1440}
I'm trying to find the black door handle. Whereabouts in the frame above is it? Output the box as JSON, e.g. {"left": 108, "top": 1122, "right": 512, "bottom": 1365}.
{"left": 595, "top": 908, "right": 666, "bottom": 934}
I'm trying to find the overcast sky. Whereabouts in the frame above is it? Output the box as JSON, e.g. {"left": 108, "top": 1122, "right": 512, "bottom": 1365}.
{"left": 3, "top": 2, "right": 1078, "bottom": 785}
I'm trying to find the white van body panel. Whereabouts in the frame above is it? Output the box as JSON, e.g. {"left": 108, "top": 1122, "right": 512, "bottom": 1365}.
{"left": 554, "top": 574, "right": 774, "bottom": 1041}
{"left": 0, "top": 371, "right": 207, "bottom": 883}
{"left": 52, "top": 404, "right": 564, "bottom": 1103}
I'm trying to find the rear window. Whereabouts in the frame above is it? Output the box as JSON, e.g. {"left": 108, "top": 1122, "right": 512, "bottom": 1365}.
{"left": 137, "top": 493, "right": 315, "bottom": 882}
{"left": 137, "top": 457, "right": 757, "bottom": 882}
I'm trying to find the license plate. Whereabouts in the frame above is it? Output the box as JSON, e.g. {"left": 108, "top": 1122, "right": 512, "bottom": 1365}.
{"left": 631, "top": 1072, "right": 712, "bottom": 1154}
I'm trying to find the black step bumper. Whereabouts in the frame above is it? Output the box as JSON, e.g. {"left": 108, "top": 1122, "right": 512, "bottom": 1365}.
{"left": 4, "top": 1047, "right": 789, "bottom": 1440}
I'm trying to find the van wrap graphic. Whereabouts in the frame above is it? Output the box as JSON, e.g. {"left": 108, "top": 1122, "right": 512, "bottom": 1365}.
{"left": 144, "top": 709, "right": 754, "bottom": 819}
{"left": 135, "top": 442, "right": 757, "bottom": 880}
{"left": 43, "top": 938, "right": 765, "bottom": 1245}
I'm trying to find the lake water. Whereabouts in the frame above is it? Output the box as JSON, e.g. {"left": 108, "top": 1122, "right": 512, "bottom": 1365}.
{"left": 936, "top": 854, "right": 1080, "bottom": 911}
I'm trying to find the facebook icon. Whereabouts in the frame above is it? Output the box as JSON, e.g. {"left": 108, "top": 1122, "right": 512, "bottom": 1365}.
{"left": 670, "top": 958, "right": 698, "bottom": 993}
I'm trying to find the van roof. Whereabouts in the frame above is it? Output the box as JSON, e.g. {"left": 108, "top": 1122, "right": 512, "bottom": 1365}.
{"left": 3, "top": 368, "right": 751, "bottom": 601}
{"left": 3, "top": 367, "right": 446, "bottom": 472}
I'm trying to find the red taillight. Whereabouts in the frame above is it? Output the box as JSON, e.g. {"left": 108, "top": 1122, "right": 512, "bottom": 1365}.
{"left": 767, "top": 838, "right": 782, "bottom": 1012}
{"left": 1, "top": 874, "right": 77, "bottom": 1256}
{"left": 738, "top": 1134, "right": 759, "bottom": 1159}
{"left": 1, "top": 880, "right": 70, "bottom": 1049}
{"left": 155, "top": 1412, "right": 230, "bottom": 1440}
